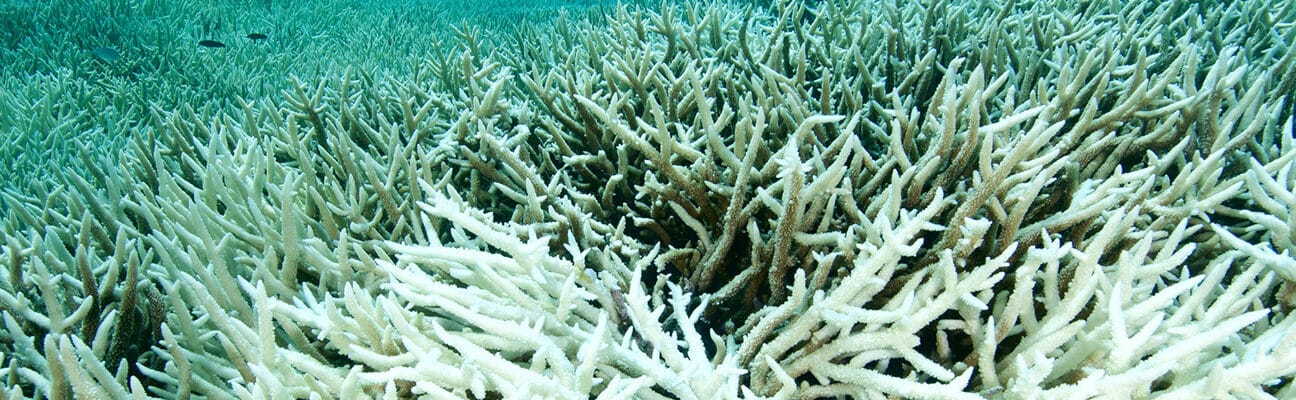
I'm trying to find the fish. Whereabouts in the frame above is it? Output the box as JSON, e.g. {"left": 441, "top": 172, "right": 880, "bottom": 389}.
{"left": 198, "top": 40, "right": 226, "bottom": 48}
{"left": 91, "top": 47, "right": 120, "bottom": 62}
{"left": 246, "top": 33, "right": 267, "bottom": 40}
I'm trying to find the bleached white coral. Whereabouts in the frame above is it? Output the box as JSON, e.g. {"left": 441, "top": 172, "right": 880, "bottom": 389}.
{"left": 2, "top": 0, "right": 1295, "bottom": 399}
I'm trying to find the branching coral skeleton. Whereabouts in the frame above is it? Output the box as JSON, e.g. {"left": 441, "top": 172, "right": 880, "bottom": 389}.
{"left": 2, "top": 0, "right": 1295, "bottom": 398}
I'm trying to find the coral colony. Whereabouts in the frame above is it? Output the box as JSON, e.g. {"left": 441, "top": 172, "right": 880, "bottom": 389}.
{"left": 2, "top": 0, "right": 1295, "bottom": 398}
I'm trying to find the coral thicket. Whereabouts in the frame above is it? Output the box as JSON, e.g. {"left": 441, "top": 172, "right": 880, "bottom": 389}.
{"left": 2, "top": 0, "right": 1295, "bottom": 398}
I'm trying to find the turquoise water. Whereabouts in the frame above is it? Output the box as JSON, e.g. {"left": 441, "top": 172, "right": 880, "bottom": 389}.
{"left": 0, "top": 0, "right": 636, "bottom": 201}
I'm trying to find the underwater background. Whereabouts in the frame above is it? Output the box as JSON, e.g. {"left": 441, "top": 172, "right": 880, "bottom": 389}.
{"left": 1, "top": 0, "right": 649, "bottom": 202}
{"left": 2, "top": 0, "right": 1296, "bottom": 398}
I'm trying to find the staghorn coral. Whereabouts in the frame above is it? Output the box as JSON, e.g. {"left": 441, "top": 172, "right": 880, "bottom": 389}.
{"left": 1, "top": 0, "right": 1295, "bottom": 398}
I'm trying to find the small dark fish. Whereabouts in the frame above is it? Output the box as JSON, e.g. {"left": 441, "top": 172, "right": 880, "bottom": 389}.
{"left": 198, "top": 40, "right": 226, "bottom": 48}
{"left": 91, "top": 47, "right": 120, "bottom": 62}
{"left": 246, "top": 33, "right": 267, "bottom": 40}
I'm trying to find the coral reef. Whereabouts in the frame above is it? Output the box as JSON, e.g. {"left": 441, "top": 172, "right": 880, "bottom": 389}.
{"left": 2, "top": 0, "right": 1295, "bottom": 398}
